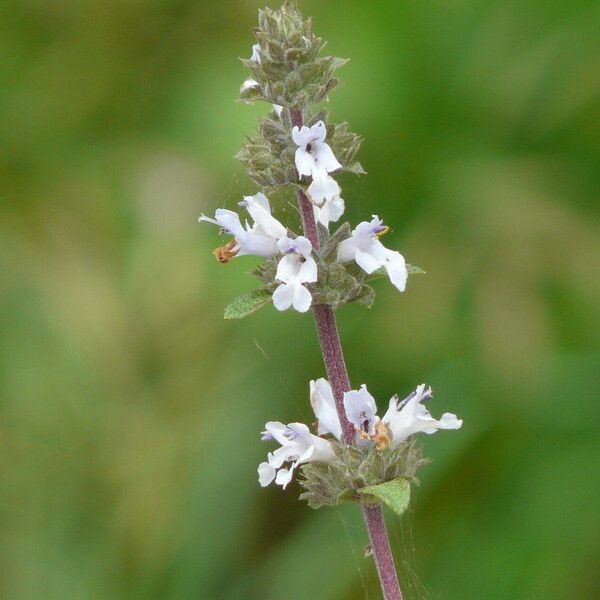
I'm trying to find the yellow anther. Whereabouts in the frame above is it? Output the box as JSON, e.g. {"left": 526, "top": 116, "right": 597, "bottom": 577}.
{"left": 213, "top": 240, "right": 238, "bottom": 264}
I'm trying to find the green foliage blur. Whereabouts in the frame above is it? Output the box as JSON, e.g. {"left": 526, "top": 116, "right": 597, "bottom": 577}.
{"left": 1, "top": 1, "right": 599, "bottom": 598}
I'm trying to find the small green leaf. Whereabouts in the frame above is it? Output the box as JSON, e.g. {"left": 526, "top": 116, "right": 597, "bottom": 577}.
{"left": 224, "top": 289, "right": 272, "bottom": 320}
{"left": 358, "top": 478, "right": 411, "bottom": 516}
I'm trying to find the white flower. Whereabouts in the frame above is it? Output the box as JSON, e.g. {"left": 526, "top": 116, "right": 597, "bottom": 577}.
{"left": 337, "top": 215, "right": 409, "bottom": 292}
{"left": 382, "top": 384, "right": 463, "bottom": 444}
{"left": 272, "top": 236, "right": 318, "bottom": 313}
{"left": 313, "top": 195, "right": 345, "bottom": 228}
{"left": 199, "top": 192, "right": 286, "bottom": 261}
{"left": 314, "top": 378, "right": 462, "bottom": 448}
{"left": 258, "top": 421, "right": 336, "bottom": 489}
{"left": 292, "top": 121, "right": 342, "bottom": 204}
{"left": 344, "top": 384, "right": 378, "bottom": 440}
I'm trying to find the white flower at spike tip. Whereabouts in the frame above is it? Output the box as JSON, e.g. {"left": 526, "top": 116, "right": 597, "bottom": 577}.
{"left": 292, "top": 121, "right": 342, "bottom": 204}
{"left": 272, "top": 236, "right": 318, "bottom": 313}
{"left": 199, "top": 192, "right": 286, "bottom": 262}
{"left": 337, "top": 215, "right": 409, "bottom": 292}
{"left": 313, "top": 195, "right": 345, "bottom": 228}
{"left": 258, "top": 421, "right": 337, "bottom": 489}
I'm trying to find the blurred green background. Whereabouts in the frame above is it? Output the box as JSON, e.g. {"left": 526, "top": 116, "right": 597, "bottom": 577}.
{"left": 1, "top": 1, "right": 599, "bottom": 599}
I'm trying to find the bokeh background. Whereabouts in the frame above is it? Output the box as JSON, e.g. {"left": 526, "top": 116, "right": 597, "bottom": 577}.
{"left": 1, "top": 0, "right": 599, "bottom": 598}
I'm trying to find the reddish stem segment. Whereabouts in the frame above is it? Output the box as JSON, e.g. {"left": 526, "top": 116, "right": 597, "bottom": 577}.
{"left": 313, "top": 303, "right": 355, "bottom": 443}
{"left": 291, "top": 107, "right": 403, "bottom": 600}
{"left": 363, "top": 505, "right": 403, "bottom": 600}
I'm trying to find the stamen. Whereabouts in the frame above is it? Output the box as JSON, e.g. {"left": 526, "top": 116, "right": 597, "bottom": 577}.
{"left": 213, "top": 240, "right": 238, "bottom": 264}
{"left": 373, "top": 225, "right": 389, "bottom": 238}
{"left": 374, "top": 421, "right": 391, "bottom": 450}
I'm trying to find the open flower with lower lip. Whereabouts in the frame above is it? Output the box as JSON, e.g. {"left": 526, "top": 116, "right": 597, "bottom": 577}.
{"left": 272, "top": 236, "right": 318, "bottom": 313}
{"left": 258, "top": 421, "right": 337, "bottom": 489}
{"left": 313, "top": 379, "right": 463, "bottom": 449}
{"left": 292, "top": 121, "right": 342, "bottom": 204}
{"left": 199, "top": 192, "right": 286, "bottom": 262}
{"left": 313, "top": 195, "right": 345, "bottom": 228}
{"left": 337, "top": 215, "right": 409, "bottom": 292}
{"left": 381, "top": 384, "right": 462, "bottom": 442}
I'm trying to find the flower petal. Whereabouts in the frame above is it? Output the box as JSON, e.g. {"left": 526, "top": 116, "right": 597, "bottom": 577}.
{"left": 292, "top": 125, "right": 311, "bottom": 147}
{"left": 310, "top": 378, "right": 342, "bottom": 440}
{"left": 292, "top": 284, "right": 312, "bottom": 313}
{"left": 295, "top": 147, "right": 315, "bottom": 178}
{"left": 337, "top": 237, "right": 358, "bottom": 264}
{"left": 314, "top": 196, "right": 345, "bottom": 228}
{"left": 299, "top": 257, "right": 318, "bottom": 283}
{"left": 275, "top": 467, "right": 294, "bottom": 489}
{"left": 310, "top": 121, "right": 327, "bottom": 143}
{"left": 383, "top": 385, "right": 463, "bottom": 445}
{"left": 308, "top": 172, "right": 340, "bottom": 204}
{"left": 344, "top": 384, "right": 378, "bottom": 435}
{"left": 294, "top": 236, "right": 313, "bottom": 258}
{"left": 275, "top": 254, "right": 300, "bottom": 282}
{"left": 258, "top": 462, "right": 276, "bottom": 487}
{"left": 355, "top": 248, "right": 382, "bottom": 274}
{"left": 313, "top": 141, "right": 342, "bottom": 173}
{"left": 272, "top": 283, "right": 294, "bottom": 311}
{"left": 245, "top": 194, "right": 287, "bottom": 240}
{"left": 384, "top": 251, "right": 408, "bottom": 292}
{"left": 214, "top": 209, "right": 246, "bottom": 238}
{"left": 262, "top": 421, "right": 288, "bottom": 445}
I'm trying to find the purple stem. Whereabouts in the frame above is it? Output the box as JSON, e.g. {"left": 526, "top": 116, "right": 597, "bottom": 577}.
{"left": 291, "top": 108, "right": 403, "bottom": 600}
{"left": 363, "top": 505, "right": 403, "bottom": 600}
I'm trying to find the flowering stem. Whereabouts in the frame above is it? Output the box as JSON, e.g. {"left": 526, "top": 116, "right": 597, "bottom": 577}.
{"left": 291, "top": 108, "right": 403, "bottom": 600}
{"left": 363, "top": 504, "right": 403, "bottom": 600}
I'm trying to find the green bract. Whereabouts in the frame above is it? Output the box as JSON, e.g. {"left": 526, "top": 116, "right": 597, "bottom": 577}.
{"left": 298, "top": 438, "right": 429, "bottom": 511}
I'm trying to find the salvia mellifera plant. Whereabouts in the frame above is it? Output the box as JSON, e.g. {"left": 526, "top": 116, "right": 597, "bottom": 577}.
{"left": 199, "top": 2, "right": 463, "bottom": 598}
